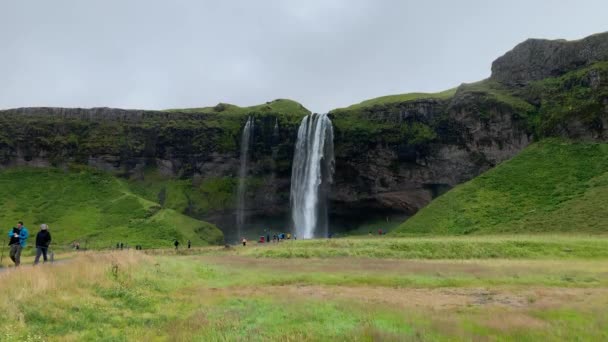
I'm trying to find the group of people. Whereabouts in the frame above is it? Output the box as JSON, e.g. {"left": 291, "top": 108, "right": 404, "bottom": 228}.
{"left": 173, "top": 239, "right": 191, "bottom": 250}
{"left": 6, "top": 221, "right": 52, "bottom": 267}
{"left": 369, "top": 229, "right": 386, "bottom": 236}
{"left": 253, "top": 232, "right": 297, "bottom": 245}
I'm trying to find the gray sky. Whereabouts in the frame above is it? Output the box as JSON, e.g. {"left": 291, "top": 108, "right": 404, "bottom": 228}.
{"left": 1, "top": 1, "right": 607, "bottom": 113}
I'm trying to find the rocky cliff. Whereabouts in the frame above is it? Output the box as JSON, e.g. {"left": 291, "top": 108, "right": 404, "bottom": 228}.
{"left": 1, "top": 33, "right": 607, "bottom": 236}
{"left": 491, "top": 31, "right": 608, "bottom": 86}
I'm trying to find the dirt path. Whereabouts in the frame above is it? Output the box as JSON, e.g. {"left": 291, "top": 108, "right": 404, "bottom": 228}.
{"left": 197, "top": 284, "right": 608, "bottom": 310}
{"left": 197, "top": 255, "right": 608, "bottom": 278}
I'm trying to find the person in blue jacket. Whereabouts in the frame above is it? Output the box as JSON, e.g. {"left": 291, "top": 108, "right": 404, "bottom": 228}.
{"left": 8, "top": 221, "right": 29, "bottom": 267}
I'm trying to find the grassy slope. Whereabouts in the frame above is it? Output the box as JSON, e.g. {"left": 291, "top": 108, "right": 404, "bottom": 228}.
{"left": 166, "top": 98, "right": 310, "bottom": 118}
{"left": 340, "top": 88, "right": 457, "bottom": 110}
{"left": 125, "top": 168, "right": 238, "bottom": 218}
{"left": 0, "top": 167, "right": 223, "bottom": 249}
{"left": 394, "top": 139, "right": 608, "bottom": 235}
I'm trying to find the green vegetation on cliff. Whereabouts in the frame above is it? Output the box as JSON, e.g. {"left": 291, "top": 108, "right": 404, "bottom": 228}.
{"left": 394, "top": 139, "right": 608, "bottom": 235}
{"left": 167, "top": 98, "right": 310, "bottom": 118}
{"left": 0, "top": 167, "right": 223, "bottom": 248}
{"left": 126, "top": 169, "right": 239, "bottom": 218}
{"left": 524, "top": 61, "right": 608, "bottom": 136}
{"left": 341, "top": 88, "right": 457, "bottom": 110}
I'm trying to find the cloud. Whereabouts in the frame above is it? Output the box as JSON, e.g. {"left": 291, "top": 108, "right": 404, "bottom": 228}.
{"left": 1, "top": 0, "right": 607, "bottom": 113}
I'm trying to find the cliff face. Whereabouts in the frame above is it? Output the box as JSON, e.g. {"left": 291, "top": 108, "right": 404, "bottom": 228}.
{"left": 329, "top": 86, "right": 534, "bottom": 224}
{"left": 1, "top": 33, "right": 607, "bottom": 235}
{"left": 491, "top": 32, "right": 608, "bottom": 86}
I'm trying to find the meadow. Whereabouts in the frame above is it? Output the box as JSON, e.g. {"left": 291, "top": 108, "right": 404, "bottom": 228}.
{"left": 1, "top": 235, "right": 607, "bottom": 341}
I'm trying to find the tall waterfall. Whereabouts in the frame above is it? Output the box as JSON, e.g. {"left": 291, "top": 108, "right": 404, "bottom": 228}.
{"left": 290, "top": 113, "right": 335, "bottom": 239}
{"left": 236, "top": 116, "right": 254, "bottom": 240}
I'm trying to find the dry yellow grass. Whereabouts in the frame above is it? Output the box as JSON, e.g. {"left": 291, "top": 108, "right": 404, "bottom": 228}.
{"left": 0, "top": 251, "right": 149, "bottom": 335}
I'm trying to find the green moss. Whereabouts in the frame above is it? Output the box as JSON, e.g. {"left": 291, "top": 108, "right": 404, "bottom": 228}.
{"left": 523, "top": 61, "right": 608, "bottom": 136}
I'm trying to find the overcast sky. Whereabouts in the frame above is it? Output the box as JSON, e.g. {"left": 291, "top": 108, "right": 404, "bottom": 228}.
{"left": 1, "top": 1, "right": 606, "bottom": 113}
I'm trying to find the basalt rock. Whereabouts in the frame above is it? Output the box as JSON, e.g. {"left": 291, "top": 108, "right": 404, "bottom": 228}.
{"left": 491, "top": 31, "right": 608, "bottom": 86}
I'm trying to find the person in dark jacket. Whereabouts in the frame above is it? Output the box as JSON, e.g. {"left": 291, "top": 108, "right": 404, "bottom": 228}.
{"left": 7, "top": 221, "right": 29, "bottom": 267}
{"left": 34, "top": 224, "right": 52, "bottom": 264}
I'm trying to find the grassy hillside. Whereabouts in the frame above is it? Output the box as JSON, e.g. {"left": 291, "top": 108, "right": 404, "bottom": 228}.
{"left": 0, "top": 167, "right": 223, "bottom": 249}
{"left": 166, "top": 98, "right": 311, "bottom": 121}
{"left": 394, "top": 139, "right": 608, "bottom": 235}
{"left": 339, "top": 88, "right": 457, "bottom": 111}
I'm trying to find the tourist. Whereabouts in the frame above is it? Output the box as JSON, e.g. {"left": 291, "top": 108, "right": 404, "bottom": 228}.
{"left": 287, "top": 233, "right": 291, "bottom": 240}
{"left": 242, "top": 237, "right": 247, "bottom": 247}
{"left": 293, "top": 234, "right": 297, "bottom": 240}
{"left": 7, "top": 221, "right": 28, "bottom": 267}
{"left": 174, "top": 240, "right": 179, "bottom": 250}
{"left": 34, "top": 224, "right": 52, "bottom": 264}
{"left": 266, "top": 233, "right": 270, "bottom": 244}
{"left": 187, "top": 240, "right": 191, "bottom": 249}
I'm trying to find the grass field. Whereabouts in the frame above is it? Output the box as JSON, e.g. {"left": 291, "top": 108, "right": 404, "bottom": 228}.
{"left": 2, "top": 235, "right": 607, "bottom": 341}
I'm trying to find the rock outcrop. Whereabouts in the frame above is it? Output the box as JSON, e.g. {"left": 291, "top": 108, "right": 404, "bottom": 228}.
{"left": 491, "top": 32, "right": 608, "bottom": 86}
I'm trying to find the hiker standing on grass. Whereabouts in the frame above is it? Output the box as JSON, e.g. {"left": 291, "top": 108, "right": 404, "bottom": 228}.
{"left": 174, "top": 240, "right": 179, "bottom": 250}
{"left": 7, "top": 221, "right": 28, "bottom": 267}
{"left": 242, "top": 237, "right": 247, "bottom": 247}
{"left": 187, "top": 240, "right": 191, "bottom": 249}
{"left": 34, "top": 224, "right": 52, "bottom": 264}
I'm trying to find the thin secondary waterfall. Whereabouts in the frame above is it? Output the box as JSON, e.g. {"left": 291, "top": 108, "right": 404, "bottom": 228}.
{"left": 272, "top": 118, "right": 279, "bottom": 160}
{"left": 236, "top": 116, "right": 254, "bottom": 240}
{"left": 290, "top": 113, "right": 335, "bottom": 239}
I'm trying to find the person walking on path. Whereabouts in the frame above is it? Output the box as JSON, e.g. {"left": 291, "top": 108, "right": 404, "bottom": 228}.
{"left": 7, "top": 221, "right": 29, "bottom": 267}
{"left": 34, "top": 224, "right": 52, "bottom": 265}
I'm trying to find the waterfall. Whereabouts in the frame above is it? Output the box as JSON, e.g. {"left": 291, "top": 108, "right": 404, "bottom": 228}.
{"left": 272, "top": 118, "right": 279, "bottom": 160}
{"left": 290, "top": 113, "right": 335, "bottom": 239}
{"left": 236, "top": 116, "right": 254, "bottom": 240}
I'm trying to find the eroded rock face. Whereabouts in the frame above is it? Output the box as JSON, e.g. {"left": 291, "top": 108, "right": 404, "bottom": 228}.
{"left": 331, "top": 93, "right": 532, "bottom": 220}
{"left": 491, "top": 32, "right": 608, "bottom": 86}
